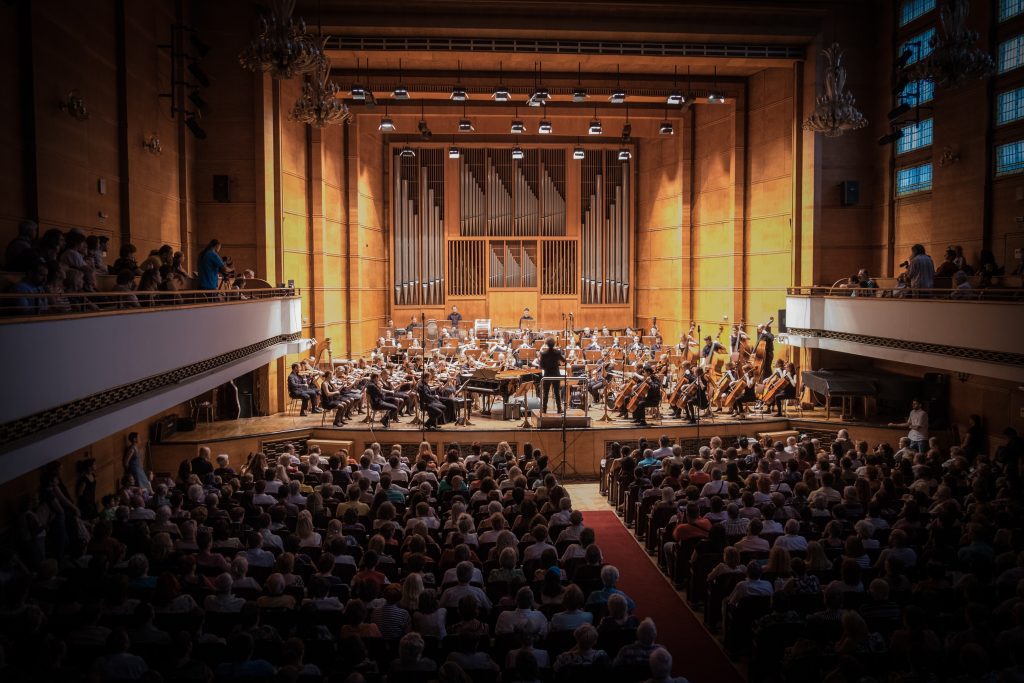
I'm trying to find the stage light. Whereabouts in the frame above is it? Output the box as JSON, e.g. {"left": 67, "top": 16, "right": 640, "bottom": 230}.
{"left": 878, "top": 130, "right": 903, "bottom": 146}
{"left": 609, "top": 64, "right": 625, "bottom": 103}
{"left": 621, "top": 121, "right": 631, "bottom": 141}
{"left": 659, "top": 120, "right": 674, "bottom": 135}
{"left": 393, "top": 85, "right": 409, "bottom": 100}
{"left": 538, "top": 118, "right": 553, "bottom": 134}
{"left": 188, "top": 62, "right": 210, "bottom": 88}
{"left": 451, "top": 86, "right": 468, "bottom": 101}
{"left": 351, "top": 84, "right": 366, "bottom": 100}
{"left": 449, "top": 146, "right": 460, "bottom": 159}
{"left": 379, "top": 116, "right": 396, "bottom": 132}
{"left": 527, "top": 87, "right": 549, "bottom": 107}
{"left": 588, "top": 118, "right": 602, "bottom": 135}
{"left": 512, "top": 145, "right": 524, "bottom": 160}
{"left": 458, "top": 118, "right": 474, "bottom": 132}
{"left": 573, "top": 145, "right": 586, "bottom": 160}
{"left": 617, "top": 147, "right": 631, "bottom": 161}
{"left": 493, "top": 86, "right": 512, "bottom": 102}
{"left": 666, "top": 91, "right": 684, "bottom": 105}
{"left": 399, "top": 144, "right": 416, "bottom": 158}
{"left": 708, "top": 92, "right": 725, "bottom": 104}
{"left": 418, "top": 121, "right": 432, "bottom": 140}
{"left": 573, "top": 88, "right": 588, "bottom": 103}
{"left": 511, "top": 119, "right": 525, "bottom": 134}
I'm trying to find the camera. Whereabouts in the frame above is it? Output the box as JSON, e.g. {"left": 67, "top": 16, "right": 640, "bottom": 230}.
{"left": 899, "top": 260, "right": 909, "bottom": 268}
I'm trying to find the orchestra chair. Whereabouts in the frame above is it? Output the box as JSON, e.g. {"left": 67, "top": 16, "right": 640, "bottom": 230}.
{"left": 646, "top": 405, "right": 663, "bottom": 425}
{"left": 782, "top": 397, "right": 803, "bottom": 418}
{"left": 285, "top": 397, "right": 302, "bottom": 416}
{"left": 362, "top": 390, "right": 385, "bottom": 428}
{"left": 191, "top": 398, "right": 214, "bottom": 424}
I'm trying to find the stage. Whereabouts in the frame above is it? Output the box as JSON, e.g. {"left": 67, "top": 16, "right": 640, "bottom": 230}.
{"left": 149, "top": 403, "right": 908, "bottom": 478}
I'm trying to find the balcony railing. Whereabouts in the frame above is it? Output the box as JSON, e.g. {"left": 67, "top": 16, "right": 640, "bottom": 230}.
{"left": 0, "top": 287, "right": 299, "bottom": 319}
{"left": 786, "top": 285, "right": 1024, "bottom": 302}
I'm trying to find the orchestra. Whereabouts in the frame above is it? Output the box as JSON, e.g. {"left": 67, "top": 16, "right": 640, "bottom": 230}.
{"left": 290, "top": 318, "right": 800, "bottom": 429}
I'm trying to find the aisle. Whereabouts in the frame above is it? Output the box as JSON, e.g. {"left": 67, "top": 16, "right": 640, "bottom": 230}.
{"left": 586, "top": 509, "right": 745, "bottom": 683}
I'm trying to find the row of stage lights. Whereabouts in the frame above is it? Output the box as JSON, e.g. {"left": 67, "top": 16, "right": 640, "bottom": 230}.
{"left": 364, "top": 62, "right": 727, "bottom": 161}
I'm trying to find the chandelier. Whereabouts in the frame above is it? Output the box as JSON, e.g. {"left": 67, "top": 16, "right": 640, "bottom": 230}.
{"left": 907, "top": 0, "right": 994, "bottom": 88}
{"left": 239, "top": 0, "right": 324, "bottom": 80}
{"left": 803, "top": 43, "right": 867, "bottom": 137}
{"left": 291, "top": 54, "right": 350, "bottom": 128}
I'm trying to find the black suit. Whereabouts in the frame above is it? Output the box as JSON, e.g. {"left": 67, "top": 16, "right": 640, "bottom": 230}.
{"left": 538, "top": 346, "right": 565, "bottom": 412}
{"left": 632, "top": 376, "right": 662, "bottom": 424}
{"left": 366, "top": 382, "right": 398, "bottom": 424}
{"left": 417, "top": 381, "right": 446, "bottom": 427}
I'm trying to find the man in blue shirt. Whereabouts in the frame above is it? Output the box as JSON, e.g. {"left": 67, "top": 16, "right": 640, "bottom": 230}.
{"left": 13, "top": 261, "right": 49, "bottom": 315}
{"left": 197, "top": 239, "right": 232, "bottom": 291}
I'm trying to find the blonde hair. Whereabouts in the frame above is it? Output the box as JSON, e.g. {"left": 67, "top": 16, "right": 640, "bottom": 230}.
{"left": 296, "top": 510, "right": 314, "bottom": 540}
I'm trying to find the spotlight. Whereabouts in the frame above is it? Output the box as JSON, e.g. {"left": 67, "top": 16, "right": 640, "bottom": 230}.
{"left": 418, "top": 120, "right": 432, "bottom": 140}
{"left": 538, "top": 119, "right": 553, "bottom": 134}
{"left": 512, "top": 145, "right": 524, "bottom": 160}
{"left": 449, "top": 146, "right": 460, "bottom": 159}
{"left": 511, "top": 119, "right": 526, "bottom": 134}
{"left": 707, "top": 92, "right": 725, "bottom": 104}
{"left": 659, "top": 120, "right": 674, "bottom": 135}
{"left": 379, "top": 116, "right": 396, "bottom": 132}
{"left": 188, "top": 90, "right": 208, "bottom": 114}
{"left": 458, "top": 118, "right": 474, "bottom": 132}
{"left": 187, "top": 62, "right": 210, "bottom": 88}
{"left": 888, "top": 103, "right": 911, "bottom": 121}
{"left": 190, "top": 34, "right": 211, "bottom": 58}
{"left": 666, "top": 91, "right": 684, "bottom": 105}
{"left": 185, "top": 115, "right": 206, "bottom": 140}
{"left": 878, "top": 130, "right": 903, "bottom": 146}
{"left": 588, "top": 118, "right": 603, "bottom": 135}
{"left": 573, "top": 144, "right": 585, "bottom": 160}
{"left": 609, "top": 90, "right": 626, "bottom": 104}
{"left": 493, "top": 86, "right": 512, "bottom": 102}
{"left": 399, "top": 144, "right": 416, "bottom": 158}
{"left": 617, "top": 147, "right": 631, "bottom": 161}
{"left": 393, "top": 85, "right": 409, "bottom": 100}
{"left": 527, "top": 87, "right": 549, "bottom": 107}
{"left": 573, "top": 88, "right": 588, "bottom": 103}
{"left": 450, "top": 86, "right": 469, "bottom": 101}
{"left": 351, "top": 85, "right": 366, "bottom": 100}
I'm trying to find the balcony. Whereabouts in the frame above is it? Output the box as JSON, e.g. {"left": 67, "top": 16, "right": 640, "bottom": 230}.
{"left": 0, "top": 288, "right": 303, "bottom": 483}
{"left": 784, "top": 286, "right": 1024, "bottom": 383}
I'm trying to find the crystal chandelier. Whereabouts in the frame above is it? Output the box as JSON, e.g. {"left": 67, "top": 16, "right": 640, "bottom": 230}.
{"left": 290, "top": 55, "right": 350, "bottom": 128}
{"left": 239, "top": 0, "right": 324, "bottom": 80}
{"left": 907, "top": 0, "right": 994, "bottom": 88}
{"left": 803, "top": 43, "right": 867, "bottom": 137}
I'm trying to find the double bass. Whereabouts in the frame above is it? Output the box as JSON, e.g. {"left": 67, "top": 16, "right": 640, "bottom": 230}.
{"left": 730, "top": 323, "right": 752, "bottom": 365}
{"left": 750, "top": 316, "right": 775, "bottom": 379}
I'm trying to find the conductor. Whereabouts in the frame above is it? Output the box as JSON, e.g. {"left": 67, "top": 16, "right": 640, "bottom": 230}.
{"left": 536, "top": 336, "right": 565, "bottom": 414}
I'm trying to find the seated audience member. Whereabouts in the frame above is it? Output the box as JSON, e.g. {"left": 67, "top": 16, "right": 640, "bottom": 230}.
{"left": 585, "top": 564, "right": 636, "bottom": 613}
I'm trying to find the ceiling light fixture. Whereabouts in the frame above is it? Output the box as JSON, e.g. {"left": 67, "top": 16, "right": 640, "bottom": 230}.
{"left": 878, "top": 130, "right": 903, "bottom": 146}
{"left": 393, "top": 58, "right": 409, "bottom": 99}
{"left": 621, "top": 105, "right": 632, "bottom": 141}
{"left": 573, "top": 63, "right": 588, "bottom": 103}
{"left": 609, "top": 65, "right": 626, "bottom": 103}
{"left": 291, "top": 54, "right": 350, "bottom": 128}
{"left": 458, "top": 102, "right": 473, "bottom": 131}
{"left": 618, "top": 147, "right": 631, "bottom": 161}
{"left": 906, "top": 0, "right": 994, "bottom": 88}
{"left": 538, "top": 118, "right": 553, "bottom": 134}
{"left": 512, "top": 143, "right": 524, "bottom": 160}
{"left": 659, "top": 107, "right": 674, "bottom": 135}
{"left": 238, "top": 0, "right": 324, "bottom": 80}
{"left": 573, "top": 141, "right": 585, "bottom": 160}
{"left": 527, "top": 62, "right": 550, "bottom": 107}
{"left": 378, "top": 103, "right": 395, "bottom": 132}
{"left": 510, "top": 106, "right": 525, "bottom": 134}
{"left": 493, "top": 61, "right": 512, "bottom": 102}
{"left": 803, "top": 44, "right": 868, "bottom": 137}
{"left": 449, "top": 135, "right": 460, "bottom": 158}
{"left": 451, "top": 60, "right": 468, "bottom": 101}
{"left": 399, "top": 144, "right": 416, "bottom": 158}
{"left": 666, "top": 65, "right": 685, "bottom": 105}
{"left": 588, "top": 108, "right": 602, "bottom": 135}
{"left": 707, "top": 66, "right": 725, "bottom": 103}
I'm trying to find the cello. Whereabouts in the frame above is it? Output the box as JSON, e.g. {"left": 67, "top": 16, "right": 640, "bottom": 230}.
{"left": 750, "top": 316, "right": 775, "bottom": 379}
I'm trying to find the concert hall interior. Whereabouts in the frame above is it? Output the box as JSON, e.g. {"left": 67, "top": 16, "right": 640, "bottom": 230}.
{"left": 2, "top": 1, "right": 1024, "bottom": 682}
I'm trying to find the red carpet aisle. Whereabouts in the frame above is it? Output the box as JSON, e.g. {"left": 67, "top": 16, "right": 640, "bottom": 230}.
{"left": 587, "top": 510, "right": 745, "bottom": 683}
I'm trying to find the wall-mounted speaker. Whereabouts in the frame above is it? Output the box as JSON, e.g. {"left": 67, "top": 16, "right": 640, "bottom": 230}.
{"left": 840, "top": 180, "right": 860, "bottom": 206}
{"left": 213, "top": 174, "right": 230, "bottom": 202}
{"left": 777, "top": 308, "right": 787, "bottom": 333}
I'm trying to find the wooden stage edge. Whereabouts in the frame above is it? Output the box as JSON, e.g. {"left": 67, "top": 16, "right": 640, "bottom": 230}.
{"left": 150, "top": 408, "right": 908, "bottom": 479}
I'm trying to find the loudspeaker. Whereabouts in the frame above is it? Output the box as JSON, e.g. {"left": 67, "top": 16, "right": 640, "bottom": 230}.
{"left": 150, "top": 414, "right": 178, "bottom": 443}
{"left": 777, "top": 308, "right": 787, "bottom": 333}
{"left": 840, "top": 180, "right": 859, "bottom": 206}
{"left": 213, "top": 174, "right": 230, "bottom": 202}
{"left": 176, "top": 417, "right": 196, "bottom": 432}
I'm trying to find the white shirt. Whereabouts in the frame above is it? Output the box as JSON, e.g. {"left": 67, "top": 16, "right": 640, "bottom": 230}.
{"left": 772, "top": 534, "right": 808, "bottom": 552}
{"left": 494, "top": 608, "right": 549, "bottom": 637}
{"left": 907, "top": 408, "right": 929, "bottom": 442}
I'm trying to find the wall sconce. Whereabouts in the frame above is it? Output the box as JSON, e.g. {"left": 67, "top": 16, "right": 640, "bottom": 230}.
{"left": 143, "top": 133, "right": 162, "bottom": 154}
{"left": 939, "top": 146, "right": 960, "bottom": 167}
{"left": 59, "top": 90, "right": 89, "bottom": 121}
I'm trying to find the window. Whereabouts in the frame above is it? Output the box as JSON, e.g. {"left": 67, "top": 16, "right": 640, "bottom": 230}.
{"left": 900, "top": 0, "right": 935, "bottom": 26}
{"left": 899, "top": 80, "right": 935, "bottom": 107}
{"left": 900, "top": 28, "right": 936, "bottom": 66}
{"left": 896, "top": 163, "right": 933, "bottom": 196}
{"left": 897, "top": 119, "right": 934, "bottom": 154}
{"left": 998, "top": 87, "right": 1024, "bottom": 125}
{"left": 1001, "top": 0, "right": 1024, "bottom": 21}
{"left": 999, "top": 35, "right": 1024, "bottom": 73}
{"left": 996, "top": 140, "right": 1024, "bottom": 176}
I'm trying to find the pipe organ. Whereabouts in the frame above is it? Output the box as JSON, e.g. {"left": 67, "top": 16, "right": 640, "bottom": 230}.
{"left": 392, "top": 145, "right": 631, "bottom": 325}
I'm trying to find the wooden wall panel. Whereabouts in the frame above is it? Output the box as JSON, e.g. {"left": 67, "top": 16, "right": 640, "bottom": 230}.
{"left": 0, "top": 2, "right": 26, "bottom": 241}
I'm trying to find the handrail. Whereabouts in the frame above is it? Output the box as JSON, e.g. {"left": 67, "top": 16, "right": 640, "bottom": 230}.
{"left": 0, "top": 287, "right": 300, "bottom": 320}
{"left": 786, "top": 286, "right": 1024, "bottom": 301}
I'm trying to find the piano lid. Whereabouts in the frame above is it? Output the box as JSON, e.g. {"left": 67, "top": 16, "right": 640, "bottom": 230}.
{"left": 801, "top": 370, "right": 877, "bottom": 397}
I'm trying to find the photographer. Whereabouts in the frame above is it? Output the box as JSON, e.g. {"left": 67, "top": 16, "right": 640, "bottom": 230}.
{"left": 906, "top": 244, "right": 934, "bottom": 291}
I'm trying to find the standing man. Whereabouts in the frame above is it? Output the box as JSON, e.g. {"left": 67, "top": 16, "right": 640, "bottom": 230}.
{"left": 907, "top": 244, "right": 935, "bottom": 291}
{"left": 536, "top": 336, "right": 565, "bottom": 415}
{"left": 447, "top": 305, "right": 463, "bottom": 330}
{"left": 889, "top": 399, "right": 929, "bottom": 453}
{"left": 755, "top": 323, "right": 775, "bottom": 380}
{"left": 519, "top": 307, "right": 534, "bottom": 329}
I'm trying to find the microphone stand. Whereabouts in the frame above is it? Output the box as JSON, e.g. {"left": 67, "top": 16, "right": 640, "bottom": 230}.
{"left": 559, "top": 349, "right": 568, "bottom": 482}
{"left": 695, "top": 324, "right": 701, "bottom": 450}
{"left": 414, "top": 311, "right": 426, "bottom": 430}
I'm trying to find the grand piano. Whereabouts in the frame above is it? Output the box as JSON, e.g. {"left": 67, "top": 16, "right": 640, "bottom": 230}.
{"left": 462, "top": 366, "right": 541, "bottom": 416}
